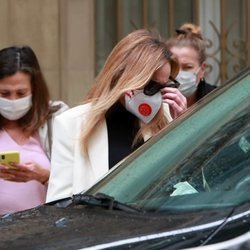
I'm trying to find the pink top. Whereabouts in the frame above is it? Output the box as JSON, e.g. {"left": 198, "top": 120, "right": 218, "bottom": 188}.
{"left": 0, "top": 130, "right": 50, "bottom": 215}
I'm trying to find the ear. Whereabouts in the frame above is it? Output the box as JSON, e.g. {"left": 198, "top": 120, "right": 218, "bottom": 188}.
{"left": 196, "top": 63, "right": 206, "bottom": 84}
{"left": 199, "top": 62, "right": 206, "bottom": 79}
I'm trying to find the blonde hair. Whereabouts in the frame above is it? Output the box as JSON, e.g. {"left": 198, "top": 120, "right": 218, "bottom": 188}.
{"left": 166, "top": 23, "right": 207, "bottom": 64}
{"left": 81, "top": 29, "right": 179, "bottom": 153}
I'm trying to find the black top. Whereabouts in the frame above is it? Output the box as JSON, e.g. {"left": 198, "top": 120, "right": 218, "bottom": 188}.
{"left": 105, "top": 102, "right": 144, "bottom": 169}
{"left": 197, "top": 79, "right": 217, "bottom": 101}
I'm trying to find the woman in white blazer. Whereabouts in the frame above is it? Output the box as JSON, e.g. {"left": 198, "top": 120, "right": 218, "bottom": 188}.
{"left": 46, "top": 29, "right": 187, "bottom": 202}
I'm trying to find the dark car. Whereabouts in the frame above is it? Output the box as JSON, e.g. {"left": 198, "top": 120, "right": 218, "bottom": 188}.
{"left": 0, "top": 68, "right": 249, "bottom": 250}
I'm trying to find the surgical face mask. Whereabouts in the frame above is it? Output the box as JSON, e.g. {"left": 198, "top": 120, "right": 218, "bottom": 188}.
{"left": 0, "top": 95, "right": 32, "bottom": 120}
{"left": 125, "top": 89, "right": 162, "bottom": 124}
{"left": 176, "top": 68, "right": 200, "bottom": 97}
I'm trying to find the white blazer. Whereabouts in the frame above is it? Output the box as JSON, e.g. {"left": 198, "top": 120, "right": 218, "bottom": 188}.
{"left": 46, "top": 103, "right": 172, "bottom": 202}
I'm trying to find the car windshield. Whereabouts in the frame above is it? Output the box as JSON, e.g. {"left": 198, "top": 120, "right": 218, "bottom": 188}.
{"left": 86, "top": 69, "right": 250, "bottom": 213}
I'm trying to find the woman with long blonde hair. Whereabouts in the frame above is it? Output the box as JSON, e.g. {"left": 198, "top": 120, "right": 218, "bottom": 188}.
{"left": 46, "top": 29, "right": 187, "bottom": 202}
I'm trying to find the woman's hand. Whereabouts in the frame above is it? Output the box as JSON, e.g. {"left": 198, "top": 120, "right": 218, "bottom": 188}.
{"left": 161, "top": 87, "right": 187, "bottom": 119}
{"left": 0, "top": 162, "right": 49, "bottom": 185}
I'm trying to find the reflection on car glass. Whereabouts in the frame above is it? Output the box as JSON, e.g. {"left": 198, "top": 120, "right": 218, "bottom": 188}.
{"left": 235, "top": 176, "right": 250, "bottom": 190}
{"left": 178, "top": 107, "right": 250, "bottom": 194}
{"left": 238, "top": 136, "right": 250, "bottom": 153}
{"left": 141, "top": 105, "right": 250, "bottom": 210}
{"left": 202, "top": 123, "right": 250, "bottom": 192}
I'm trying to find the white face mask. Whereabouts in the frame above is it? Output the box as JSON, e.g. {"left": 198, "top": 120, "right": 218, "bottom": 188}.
{"left": 0, "top": 95, "right": 32, "bottom": 120}
{"left": 176, "top": 68, "right": 200, "bottom": 97}
{"left": 125, "top": 89, "right": 162, "bottom": 124}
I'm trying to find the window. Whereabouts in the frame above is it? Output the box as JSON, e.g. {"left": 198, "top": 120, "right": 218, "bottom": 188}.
{"left": 94, "top": 0, "right": 250, "bottom": 85}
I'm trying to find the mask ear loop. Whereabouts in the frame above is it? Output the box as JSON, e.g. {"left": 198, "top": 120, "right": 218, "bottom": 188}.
{"left": 195, "top": 66, "right": 202, "bottom": 75}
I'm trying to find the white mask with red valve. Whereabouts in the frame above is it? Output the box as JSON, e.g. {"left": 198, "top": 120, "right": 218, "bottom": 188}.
{"left": 124, "top": 89, "right": 162, "bottom": 124}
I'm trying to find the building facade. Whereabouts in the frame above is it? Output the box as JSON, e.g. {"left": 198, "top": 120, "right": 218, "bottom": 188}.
{"left": 0, "top": 0, "right": 249, "bottom": 107}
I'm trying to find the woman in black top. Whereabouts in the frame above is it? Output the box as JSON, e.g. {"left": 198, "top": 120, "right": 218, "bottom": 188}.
{"left": 166, "top": 23, "right": 217, "bottom": 107}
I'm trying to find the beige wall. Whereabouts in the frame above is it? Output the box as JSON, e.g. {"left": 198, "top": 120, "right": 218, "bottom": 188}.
{"left": 0, "top": 0, "right": 95, "bottom": 107}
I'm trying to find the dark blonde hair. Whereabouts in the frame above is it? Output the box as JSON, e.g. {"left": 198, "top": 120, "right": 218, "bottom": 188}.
{"left": 81, "top": 29, "right": 179, "bottom": 152}
{"left": 0, "top": 46, "right": 51, "bottom": 135}
{"left": 166, "top": 23, "right": 207, "bottom": 64}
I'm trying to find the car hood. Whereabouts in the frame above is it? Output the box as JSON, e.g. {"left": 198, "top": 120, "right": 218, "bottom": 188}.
{"left": 0, "top": 203, "right": 249, "bottom": 250}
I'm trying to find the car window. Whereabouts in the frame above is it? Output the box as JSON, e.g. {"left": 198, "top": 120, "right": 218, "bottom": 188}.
{"left": 137, "top": 107, "right": 250, "bottom": 211}
{"left": 87, "top": 105, "right": 250, "bottom": 212}
{"left": 86, "top": 70, "right": 250, "bottom": 213}
{"left": 201, "top": 117, "right": 250, "bottom": 193}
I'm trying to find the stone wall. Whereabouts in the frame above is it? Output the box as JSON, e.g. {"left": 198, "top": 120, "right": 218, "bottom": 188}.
{"left": 0, "top": 0, "right": 95, "bottom": 107}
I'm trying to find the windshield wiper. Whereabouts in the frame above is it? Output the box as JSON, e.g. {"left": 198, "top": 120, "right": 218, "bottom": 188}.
{"left": 200, "top": 200, "right": 250, "bottom": 246}
{"left": 67, "top": 192, "right": 144, "bottom": 213}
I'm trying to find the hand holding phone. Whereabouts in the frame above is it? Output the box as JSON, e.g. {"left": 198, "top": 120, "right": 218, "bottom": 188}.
{"left": 0, "top": 151, "right": 20, "bottom": 168}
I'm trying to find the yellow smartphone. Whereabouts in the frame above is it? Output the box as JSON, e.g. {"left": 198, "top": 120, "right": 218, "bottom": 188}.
{"left": 0, "top": 151, "right": 20, "bottom": 168}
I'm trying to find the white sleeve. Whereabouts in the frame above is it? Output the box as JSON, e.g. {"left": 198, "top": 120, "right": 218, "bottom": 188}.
{"left": 46, "top": 113, "right": 75, "bottom": 203}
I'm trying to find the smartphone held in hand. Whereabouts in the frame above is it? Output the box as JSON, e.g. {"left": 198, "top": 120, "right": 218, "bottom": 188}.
{"left": 0, "top": 151, "right": 20, "bottom": 168}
